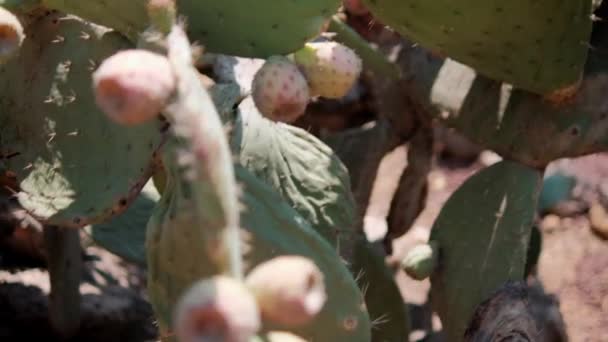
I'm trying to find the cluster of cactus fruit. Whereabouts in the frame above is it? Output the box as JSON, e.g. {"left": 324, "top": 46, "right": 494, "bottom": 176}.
{"left": 1, "top": 0, "right": 606, "bottom": 341}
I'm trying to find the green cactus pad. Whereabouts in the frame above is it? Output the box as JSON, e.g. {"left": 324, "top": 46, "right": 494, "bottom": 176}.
{"left": 146, "top": 164, "right": 371, "bottom": 341}
{"left": 363, "top": 0, "right": 593, "bottom": 94}
{"left": 428, "top": 160, "right": 542, "bottom": 342}
{"left": 229, "top": 96, "right": 357, "bottom": 247}
{"left": 177, "top": 0, "right": 340, "bottom": 57}
{"left": 395, "top": 29, "right": 608, "bottom": 167}
{"left": 41, "top": 0, "right": 341, "bottom": 58}
{"left": 85, "top": 180, "right": 160, "bottom": 266}
{"left": 351, "top": 238, "right": 410, "bottom": 342}
{"left": 0, "top": 12, "right": 164, "bottom": 228}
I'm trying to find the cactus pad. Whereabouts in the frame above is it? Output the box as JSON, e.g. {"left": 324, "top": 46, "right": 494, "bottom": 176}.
{"left": 395, "top": 33, "right": 608, "bottom": 167}
{"left": 177, "top": 0, "right": 341, "bottom": 57}
{"left": 146, "top": 164, "right": 371, "bottom": 341}
{"left": 230, "top": 96, "right": 357, "bottom": 247}
{"left": 363, "top": 0, "right": 593, "bottom": 94}
{"left": 0, "top": 12, "right": 164, "bottom": 228}
{"left": 428, "top": 160, "right": 542, "bottom": 342}
{"left": 41, "top": 0, "right": 341, "bottom": 57}
{"left": 351, "top": 238, "right": 410, "bottom": 341}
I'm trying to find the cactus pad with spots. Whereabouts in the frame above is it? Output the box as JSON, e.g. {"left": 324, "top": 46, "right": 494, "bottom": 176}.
{"left": 0, "top": 12, "right": 164, "bottom": 228}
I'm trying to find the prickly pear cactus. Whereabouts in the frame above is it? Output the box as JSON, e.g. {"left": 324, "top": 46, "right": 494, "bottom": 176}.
{"left": 236, "top": 166, "right": 371, "bottom": 341}
{"left": 393, "top": 29, "right": 608, "bottom": 168}
{"left": 362, "top": 0, "right": 593, "bottom": 95}
{"left": 140, "top": 23, "right": 371, "bottom": 340}
{"left": 0, "top": 11, "right": 164, "bottom": 228}
{"left": 147, "top": 162, "right": 372, "bottom": 340}
{"left": 176, "top": 0, "right": 341, "bottom": 57}
{"left": 40, "top": 0, "right": 341, "bottom": 57}
{"left": 428, "top": 160, "right": 542, "bottom": 342}
{"left": 229, "top": 96, "right": 358, "bottom": 247}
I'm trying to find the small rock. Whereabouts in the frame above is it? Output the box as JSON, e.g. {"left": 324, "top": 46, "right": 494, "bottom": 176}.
{"left": 540, "top": 215, "right": 562, "bottom": 233}
{"left": 428, "top": 171, "right": 446, "bottom": 191}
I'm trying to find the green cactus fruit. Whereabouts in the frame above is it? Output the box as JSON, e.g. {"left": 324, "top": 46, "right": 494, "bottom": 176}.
{"left": 41, "top": 0, "right": 341, "bottom": 57}
{"left": 351, "top": 238, "right": 411, "bottom": 342}
{"left": 428, "top": 160, "right": 542, "bottom": 342}
{"left": 92, "top": 49, "right": 176, "bottom": 126}
{"left": 294, "top": 41, "right": 362, "bottom": 99}
{"left": 0, "top": 6, "right": 24, "bottom": 63}
{"left": 230, "top": 96, "right": 357, "bottom": 248}
{"left": 251, "top": 55, "right": 310, "bottom": 123}
{"left": 394, "top": 28, "right": 608, "bottom": 167}
{"left": 173, "top": 275, "right": 261, "bottom": 342}
{"left": 401, "top": 241, "right": 438, "bottom": 281}
{"left": 245, "top": 255, "right": 327, "bottom": 328}
{"left": 362, "top": 0, "right": 593, "bottom": 95}
{"left": 146, "top": 165, "right": 371, "bottom": 341}
{"left": 85, "top": 179, "right": 160, "bottom": 266}
{"left": 0, "top": 11, "right": 164, "bottom": 228}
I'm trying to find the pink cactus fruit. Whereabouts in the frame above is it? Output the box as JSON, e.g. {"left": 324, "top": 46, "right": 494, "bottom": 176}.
{"left": 251, "top": 55, "right": 310, "bottom": 123}
{"left": 0, "top": 7, "right": 24, "bottom": 63}
{"left": 263, "top": 331, "right": 308, "bottom": 342}
{"left": 245, "top": 255, "right": 327, "bottom": 327}
{"left": 174, "top": 276, "right": 261, "bottom": 342}
{"left": 92, "top": 49, "right": 176, "bottom": 125}
{"left": 294, "top": 41, "right": 362, "bottom": 99}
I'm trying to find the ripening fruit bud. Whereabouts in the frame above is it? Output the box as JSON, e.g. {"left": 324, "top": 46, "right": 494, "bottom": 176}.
{"left": 174, "top": 276, "right": 261, "bottom": 342}
{"left": 245, "top": 256, "right": 326, "bottom": 327}
{"left": 0, "top": 7, "right": 24, "bottom": 63}
{"left": 401, "top": 241, "right": 439, "bottom": 281}
{"left": 92, "top": 49, "right": 176, "bottom": 125}
{"left": 251, "top": 55, "right": 310, "bottom": 123}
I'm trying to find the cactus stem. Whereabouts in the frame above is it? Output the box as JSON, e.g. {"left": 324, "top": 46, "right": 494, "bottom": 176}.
{"left": 164, "top": 24, "right": 243, "bottom": 279}
{"left": 44, "top": 225, "right": 82, "bottom": 338}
